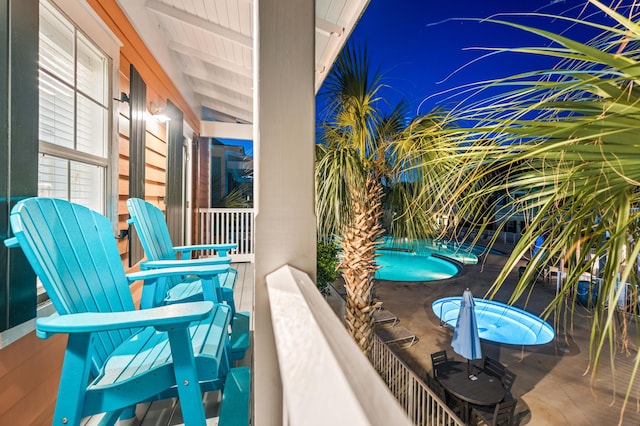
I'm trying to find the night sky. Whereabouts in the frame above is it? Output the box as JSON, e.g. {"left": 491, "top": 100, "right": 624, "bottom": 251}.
{"left": 323, "top": 0, "right": 628, "bottom": 116}
{"left": 228, "top": 1, "right": 632, "bottom": 154}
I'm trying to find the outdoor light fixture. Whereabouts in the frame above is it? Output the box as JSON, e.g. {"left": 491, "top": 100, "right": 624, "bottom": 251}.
{"left": 149, "top": 101, "right": 171, "bottom": 123}
{"left": 114, "top": 92, "right": 129, "bottom": 103}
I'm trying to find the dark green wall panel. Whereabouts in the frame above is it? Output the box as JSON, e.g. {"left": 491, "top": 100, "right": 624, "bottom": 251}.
{"left": 1, "top": 0, "right": 39, "bottom": 331}
{"left": 165, "top": 100, "right": 184, "bottom": 246}
{"left": 128, "top": 65, "right": 146, "bottom": 266}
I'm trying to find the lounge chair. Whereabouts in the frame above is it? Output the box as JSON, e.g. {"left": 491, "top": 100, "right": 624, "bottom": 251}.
{"left": 4, "top": 197, "right": 249, "bottom": 425}
{"left": 375, "top": 325, "right": 416, "bottom": 347}
{"left": 373, "top": 307, "right": 398, "bottom": 327}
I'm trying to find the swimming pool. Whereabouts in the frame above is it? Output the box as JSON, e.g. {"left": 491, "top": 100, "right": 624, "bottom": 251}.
{"left": 432, "top": 297, "right": 555, "bottom": 345}
{"left": 380, "top": 237, "right": 481, "bottom": 265}
{"left": 374, "top": 250, "right": 461, "bottom": 281}
{"left": 373, "top": 237, "right": 478, "bottom": 282}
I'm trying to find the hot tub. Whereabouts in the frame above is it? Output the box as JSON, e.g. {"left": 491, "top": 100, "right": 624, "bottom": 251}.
{"left": 432, "top": 296, "right": 555, "bottom": 345}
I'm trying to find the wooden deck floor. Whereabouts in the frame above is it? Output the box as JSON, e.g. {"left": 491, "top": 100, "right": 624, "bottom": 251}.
{"left": 83, "top": 262, "right": 255, "bottom": 426}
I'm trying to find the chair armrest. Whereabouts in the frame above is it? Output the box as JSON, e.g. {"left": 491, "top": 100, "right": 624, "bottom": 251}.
{"left": 4, "top": 237, "right": 18, "bottom": 248}
{"left": 127, "top": 264, "right": 230, "bottom": 282}
{"left": 141, "top": 256, "right": 231, "bottom": 270}
{"left": 130, "top": 264, "right": 230, "bottom": 309}
{"left": 174, "top": 243, "right": 237, "bottom": 257}
{"left": 36, "top": 301, "right": 215, "bottom": 338}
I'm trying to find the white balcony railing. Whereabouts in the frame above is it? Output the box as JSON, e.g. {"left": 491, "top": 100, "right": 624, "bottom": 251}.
{"left": 198, "top": 208, "right": 254, "bottom": 262}
{"left": 266, "top": 265, "right": 413, "bottom": 425}
{"left": 369, "top": 336, "right": 464, "bottom": 426}
{"left": 265, "top": 265, "right": 465, "bottom": 425}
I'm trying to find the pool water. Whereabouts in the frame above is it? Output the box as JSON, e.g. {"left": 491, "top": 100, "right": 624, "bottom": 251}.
{"left": 373, "top": 237, "right": 483, "bottom": 282}
{"left": 380, "top": 237, "right": 481, "bottom": 265}
{"left": 432, "top": 297, "right": 555, "bottom": 345}
{"left": 374, "top": 250, "right": 460, "bottom": 281}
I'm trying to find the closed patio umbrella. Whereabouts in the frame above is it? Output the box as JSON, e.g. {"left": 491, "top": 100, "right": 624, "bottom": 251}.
{"left": 451, "top": 288, "right": 482, "bottom": 378}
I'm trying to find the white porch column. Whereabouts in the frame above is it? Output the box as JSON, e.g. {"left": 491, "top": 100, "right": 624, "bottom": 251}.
{"left": 253, "top": 0, "right": 316, "bottom": 425}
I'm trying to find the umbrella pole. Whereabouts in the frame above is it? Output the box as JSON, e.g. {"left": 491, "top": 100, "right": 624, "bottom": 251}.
{"left": 467, "top": 360, "right": 470, "bottom": 378}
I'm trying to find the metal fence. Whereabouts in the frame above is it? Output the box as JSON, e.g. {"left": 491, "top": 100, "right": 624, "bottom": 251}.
{"left": 369, "top": 335, "right": 464, "bottom": 426}
{"left": 198, "top": 208, "right": 254, "bottom": 262}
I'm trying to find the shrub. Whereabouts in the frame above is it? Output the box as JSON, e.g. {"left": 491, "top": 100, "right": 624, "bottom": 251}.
{"left": 316, "top": 241, "right": 338, "bottom": 296}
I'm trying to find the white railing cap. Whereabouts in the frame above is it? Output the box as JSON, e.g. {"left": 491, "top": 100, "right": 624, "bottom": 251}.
{"left": 266, "top": 265, "right": 411, "bottom": 426}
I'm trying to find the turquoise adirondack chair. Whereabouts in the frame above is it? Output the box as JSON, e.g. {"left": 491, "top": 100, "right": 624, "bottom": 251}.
{"left": 126, "top": 197, "right": 249, "bottom": 360}
{"left": 126, "top": 197, "right": 237, "bottom": 310}
{"left": 5, "top": 198, "right": 246, "bottom": 425}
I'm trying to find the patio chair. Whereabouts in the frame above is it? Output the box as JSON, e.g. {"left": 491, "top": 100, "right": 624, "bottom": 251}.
{"left": 375, "top": 325, "right": 417, "bottom": 347}
{"left": 483, "top": 356, "right": 507, "bottom": 380}
{"left": 431, "top": 350, "right": 450, "bottom": 377}
{"left": 126, "top": 197, "right": 237, "bottom": 311}
{"left": 4, "top": 197, "right": 247, "bottom": 425}
{"left": 502, "top": 368, "right": 517, "bottom": 393}
{"left": 126, "top": 197, "right": 249, "bottom": 360}
{"left": 427, "top": 375, "right": 465, "bottom": 418}
{"left": 427, "top": 374, "right": 447, "bottom": 401}
{"left": 470, "top": 398, "right": 517, "bottom": 426}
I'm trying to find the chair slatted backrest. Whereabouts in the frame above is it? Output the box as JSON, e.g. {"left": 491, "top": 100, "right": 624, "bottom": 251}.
{"left": 126, "top": 198, "right": 178, "bottom": 262}
{"left": 484, "top": 356, "right": 507, "bottom": 380}
{"left": 9, "top": 198, "right": 136, "bottom": 372}
{"left": 502, "top": 368, "right": 516, "bottom": 392}
{"left": 431, "top": 350, "right": 448, "bottom": 377}
{"left": 127, "top": 198, "right": 191, "bottom": 290}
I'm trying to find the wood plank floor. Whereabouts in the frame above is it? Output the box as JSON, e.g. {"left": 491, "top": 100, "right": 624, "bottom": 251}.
{"left": 83, "top": 262, "right": 255, "bottom": 426}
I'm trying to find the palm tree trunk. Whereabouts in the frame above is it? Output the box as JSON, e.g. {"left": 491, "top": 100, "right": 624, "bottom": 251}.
{"left": 341, "top": 176, "right": 384, "bottom": 353}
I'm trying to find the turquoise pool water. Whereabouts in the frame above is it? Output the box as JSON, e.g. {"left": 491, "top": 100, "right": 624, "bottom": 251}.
{"left": 374, "top": 250, "right": 460, "bottom": 281}
{"left": 373, "top": 237, "right": 482, "bottom": 282}
{"left": 380, "top": 237, "right": 481, "bottom": 265}
{"left": 432, "top": 297, "right": 555, "bottom": 345}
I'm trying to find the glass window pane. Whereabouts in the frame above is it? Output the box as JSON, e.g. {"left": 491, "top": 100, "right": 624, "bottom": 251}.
{"left": 76, "top": 94, "right": 107, "bottom": 157}
{"left": 77, "top": 33, "right": 107, "bottom": 105}
{"left": 38, "top": 155, "right": 68, "bottom": 199}
{"left": 39, "top": 2, "right": 74, "bottom": 85}
{"left": 70, "top": 162, "right": 104, "bottom": 214}
{"left": 38, "top": 0, "right": 110, "bottom": 216}
{"left": 39, "top": 71, "right": 74, "bottom": 148}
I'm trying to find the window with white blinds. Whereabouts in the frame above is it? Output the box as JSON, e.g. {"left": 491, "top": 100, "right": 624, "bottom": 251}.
{"left": 38, "top": 0, "right": 110, "bottom": 214}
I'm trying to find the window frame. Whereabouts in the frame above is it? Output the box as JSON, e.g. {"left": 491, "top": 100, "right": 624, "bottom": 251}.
{"left": 38, "top": 0, "right": 115, "bottom": 215}
{"left": 42, "top": 0, "right": 122, "bottom": 230}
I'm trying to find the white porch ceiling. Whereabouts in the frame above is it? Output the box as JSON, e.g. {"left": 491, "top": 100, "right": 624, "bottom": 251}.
{"left": 117, "top": 0, "right": 370, "bottom": 125}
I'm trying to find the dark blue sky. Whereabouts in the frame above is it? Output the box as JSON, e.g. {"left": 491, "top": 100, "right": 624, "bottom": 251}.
{"left": 232, "top": 1, "right": 629, "bottom": 154}
{"left": 329, "top": 0, "right": 623, "bottom": 115}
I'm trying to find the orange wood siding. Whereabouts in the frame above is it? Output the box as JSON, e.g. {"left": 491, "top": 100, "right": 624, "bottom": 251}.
{"left": 107, "top": 5, "right": 195, "bottom": 267}
{"left": 87, "top": 0, "right": 199, "bottom": 131}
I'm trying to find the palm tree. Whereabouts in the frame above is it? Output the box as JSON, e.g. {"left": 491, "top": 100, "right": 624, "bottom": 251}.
{"left": 316, "top": 46, "right": 449, "bottom": 352}
{"left": 405, "top": 1, "right": 640, "bottom": 419}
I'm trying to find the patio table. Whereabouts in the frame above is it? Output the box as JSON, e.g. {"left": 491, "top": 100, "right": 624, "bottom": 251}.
{"left": 436, "top": 360, "right": 505, "bottom": 422}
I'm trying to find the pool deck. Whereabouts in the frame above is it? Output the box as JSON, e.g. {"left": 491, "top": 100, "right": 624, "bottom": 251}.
{"left": 361, "top": 242, "right": 640, "bottom": 425}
